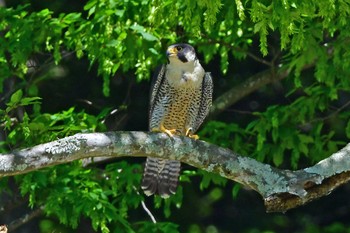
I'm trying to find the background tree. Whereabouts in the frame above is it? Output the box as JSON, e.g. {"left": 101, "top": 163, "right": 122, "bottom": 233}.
{"left": 1, "top": 0, "right": 350, "bottom": 232}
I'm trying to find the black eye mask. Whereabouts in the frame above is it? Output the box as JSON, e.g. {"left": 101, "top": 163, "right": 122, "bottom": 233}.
{"left": 177, "top": 51, "right": 189, "bottom": 63}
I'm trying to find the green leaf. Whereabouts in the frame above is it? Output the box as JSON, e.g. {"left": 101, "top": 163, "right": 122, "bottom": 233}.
{"left": 148, "top": 48, "right": 159, "bottom": 55}
{"left": 272, "top": 147, "right": 284, "bottom": 167}
{"left": 62, "top": 13, "right": 82, "bottom": 23}
{"left": 346, "top": 120, "right": 350, "bottom": 139}
{"left": 20, "top": 97, "right": 42, "bottom": 106}
{"left": 84, "top": 0, "right": 97, "bottom": 11}
{"left": 140, "top": 31, "right": 158, "bottom": 41}
{"left": 199, "top": 170, "right": 227, "bottom": 190}
{"left": 130, "top": 24, "right": 158, "bottom": 41}
{"left": 9, "top": 89, "right": 23, "bottom": 105}
{"left": 102, "top": 74, "right": 110, "bottom": 97}
{"left": 106, "top": 40, "right": 119, "bottom": 47}
{"left": 257, "top": 133, "right": 266, "bottom": 151}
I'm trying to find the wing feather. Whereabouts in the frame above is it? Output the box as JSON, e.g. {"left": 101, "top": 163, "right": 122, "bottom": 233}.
{"left": 193, "top": 72, "right": 213, "bottom": 132}
{"left": 149, "top": 64, "right": 166, "bottom": 128}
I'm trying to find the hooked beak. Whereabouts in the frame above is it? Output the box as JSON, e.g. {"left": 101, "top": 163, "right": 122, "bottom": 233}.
{"left": 166, "top": 46, "right": 177, "bottom": 57}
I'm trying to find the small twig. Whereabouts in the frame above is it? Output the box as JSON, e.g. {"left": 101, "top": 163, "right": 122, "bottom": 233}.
{"left": 141, "top": 201, "right": 157, "bottom": 223}
{"left": 198, "top": 37, "right": 273, "bottom": 67}
{"left": 225, "top": 109, "right": 254, "bottom": 115}
{"left": 0, "top": 50, "right": 76, "bottom": 105}
{"left": 308, "top": 100, "right": 350, "bottom": 124}
{"left": 7, "top": 206, "right": 44, "bottom": 231}
{"left": 132, "top": 186, "right": 157, "bottom": 223}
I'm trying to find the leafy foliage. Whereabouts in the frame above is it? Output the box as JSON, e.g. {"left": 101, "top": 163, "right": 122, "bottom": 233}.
{"left": 18, "top": 161, "right": 148, "bottom": 232}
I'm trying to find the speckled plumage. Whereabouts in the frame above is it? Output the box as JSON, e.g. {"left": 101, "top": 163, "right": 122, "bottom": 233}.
{"left": 141, "top": 44, "right": 213, "bottom": 198}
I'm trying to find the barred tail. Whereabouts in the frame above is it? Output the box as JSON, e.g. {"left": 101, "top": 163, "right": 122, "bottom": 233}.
{"left": 141, "top": 157, "right": 181, "bottom": 198}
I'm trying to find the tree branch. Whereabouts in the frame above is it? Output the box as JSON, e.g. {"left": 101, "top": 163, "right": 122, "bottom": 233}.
{"left": 1, "top": 131, "right": 350, "bottom": 212}
{"left": 209, "top": 63, "right": 315, "bottom": 118}
{"left": 7, "top": 206, "right": 44, "bottom": 232}
{"left": 209, "top": 67, "right": 287, "bottom": 118}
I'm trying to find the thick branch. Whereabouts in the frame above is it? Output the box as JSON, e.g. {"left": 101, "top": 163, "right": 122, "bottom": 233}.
{"left": 1, "top": 131, "right": 350, "bottom": 212}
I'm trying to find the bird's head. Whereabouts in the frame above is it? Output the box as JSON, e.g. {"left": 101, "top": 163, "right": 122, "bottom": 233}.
{"left": 166, "top": 43, "right": 197, "bottom": 64}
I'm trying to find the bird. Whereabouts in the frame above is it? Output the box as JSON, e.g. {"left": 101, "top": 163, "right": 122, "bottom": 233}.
{"left": 141, "top": 43, "right": 213, "bottom": 198}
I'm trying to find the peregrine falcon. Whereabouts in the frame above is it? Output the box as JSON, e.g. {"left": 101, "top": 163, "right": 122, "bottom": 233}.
{"left": 141, "top": 43, "right": 213, "bottom": 198}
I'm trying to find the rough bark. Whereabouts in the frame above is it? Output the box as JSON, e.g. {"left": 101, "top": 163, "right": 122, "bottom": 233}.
{"left": 1, "top": 131, "right": 350, "bottom": 212}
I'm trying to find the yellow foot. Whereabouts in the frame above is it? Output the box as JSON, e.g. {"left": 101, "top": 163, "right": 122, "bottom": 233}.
{"left": 151, "top": 123, "right": 179, "bottom": 137}
{"left": 185, "top": 127, "right": 199, "bottom": 140}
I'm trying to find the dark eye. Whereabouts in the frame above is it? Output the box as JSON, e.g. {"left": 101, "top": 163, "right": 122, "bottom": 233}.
{"left": 176, "top": 46, "right": 182, "bottom": 51}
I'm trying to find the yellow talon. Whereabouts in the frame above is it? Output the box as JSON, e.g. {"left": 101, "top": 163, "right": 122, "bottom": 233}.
{"left": 189, "top": 134, "right": 199, "bottom": 140}
{"left": 152, "top": 123, "right": 179, "bottom": 137}
{"left": 160, "top": 124, "right": 178, "bottom": 137}
{"left": 185, "top": 128, "right": 199, "bottom": 140}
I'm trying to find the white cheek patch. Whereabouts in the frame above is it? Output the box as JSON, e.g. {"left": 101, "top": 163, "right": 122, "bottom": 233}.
{"left": 185, "top": 51, "right": 196, "bottom": 62}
